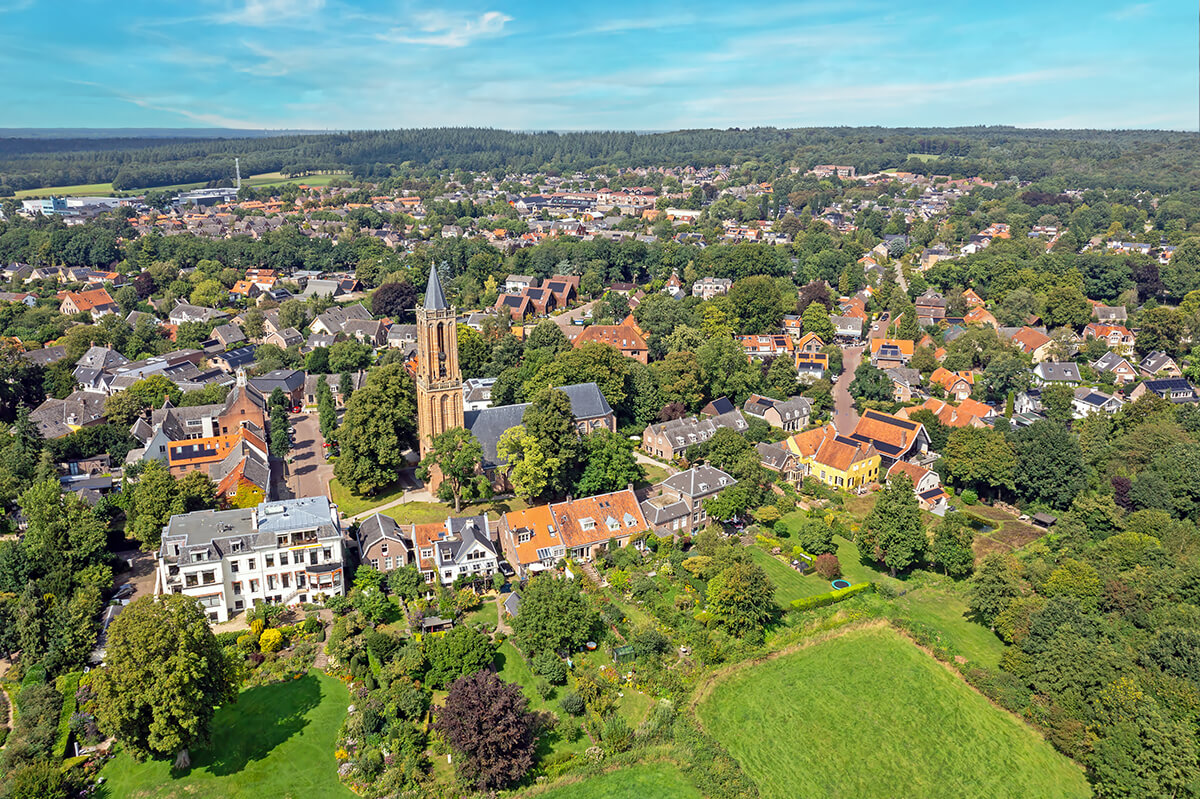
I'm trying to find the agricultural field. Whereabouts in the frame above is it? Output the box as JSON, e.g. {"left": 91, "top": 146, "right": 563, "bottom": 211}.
{"left": 13, "top": 171, "right": 351, "bottom": 199}
{"left": 100, "top": 672, "right": 353, "bottom": 799}
{"left": 524, "top": 761, "right": 702, "bottom": 799}
{"left": 698, "top": 625, "right": 1089, "bottom": 799}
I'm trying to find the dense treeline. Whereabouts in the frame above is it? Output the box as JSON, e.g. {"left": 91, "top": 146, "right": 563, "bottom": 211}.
{"left": 1, "top": 126, "right": 1198, "bottom": 194}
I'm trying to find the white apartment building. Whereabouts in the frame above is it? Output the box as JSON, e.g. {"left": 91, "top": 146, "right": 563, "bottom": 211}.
{"left": 156, "top": 496, "right": 346, "bottom": 623}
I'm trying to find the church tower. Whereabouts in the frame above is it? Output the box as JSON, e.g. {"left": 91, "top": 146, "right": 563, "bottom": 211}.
{"left": 415, "top": 266, "right": 463, "bottom": 474}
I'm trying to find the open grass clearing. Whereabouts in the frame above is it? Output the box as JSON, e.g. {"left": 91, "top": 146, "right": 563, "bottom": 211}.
{"left": 99, "top": 671, "right": 353, "bottom": 799}
{"left": 747, "top": 546, "right": 833, "bottom": 606}
{"left": 698, "top": 625, "right": 1088, "bottom": 799}
{"left": 522, "top": 761, "right": 701, "bottom": 799}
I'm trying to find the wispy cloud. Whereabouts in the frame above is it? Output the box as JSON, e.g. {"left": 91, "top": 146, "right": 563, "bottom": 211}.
{"left": 0, "top": 0, "right": 34, "bottom": 11}
{"left": 69, "top": 80, "right": 269, "bottom": 129}
{"left": 380, "top": 10, "right": 512, "bottom": 48}
{"left": 218, "top": 0, "right": 325, "bottom": 26}
{"left": 1109, "top": 2, "right": 1152, "bottom": 20}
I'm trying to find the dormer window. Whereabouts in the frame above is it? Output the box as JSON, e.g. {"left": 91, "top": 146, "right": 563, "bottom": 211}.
{"left": 606, "top": 516, "right": 619, "bottom": 531}
{"left": 580, "top": 517, "right": 595, "bottom": 531}
{"left": 699, "top": 483, "right": 708, "bottom": 492}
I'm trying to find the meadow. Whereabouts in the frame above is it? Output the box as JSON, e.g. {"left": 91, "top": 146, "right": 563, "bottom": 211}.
{"left": 697, "top": 625, "right": 1089, "bottom": 799}
{"left": 523, "top": 761, "right": 702, "bottom": 799}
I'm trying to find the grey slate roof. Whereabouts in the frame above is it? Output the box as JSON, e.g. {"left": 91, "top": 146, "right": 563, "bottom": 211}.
{"left": 22, "top": 345, "right": 68, "bottom": 366}
{"left": 464, "top": 382, "right": 613, "bottom": 468}
{"left": 1092, "top": 351, "right": 1133, "bottom": 373}
{"left": 661, "top": 465, "right": 736, "bottom": 499}
{"left": 1034, "top": 362, "right": 1082, "bottom": 383}
{"left": 1139, "top": 351, "right": 1176, "bottom": 374}
{"left": 755, "top": 442, "right": 794, "bottom": 471}
{"left": 249, "top": 369, "right": 305, "bottom": 396}
{"left": 424, "top": 267, "right": 447, "bottom": 310}
{"left": 359, "top": 512, "right": 411, "bottom": 552}
{"left": 76, "top": 345, "right": 129, "bottom": 371}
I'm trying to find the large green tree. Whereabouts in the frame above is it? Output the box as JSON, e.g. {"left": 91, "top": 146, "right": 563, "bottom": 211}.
{"left": 574, "top": 429, "right": 644, "bottom": 497}
{"left": 940, "top": 426, "right": 1016, "bottom": 496}
{"left": 93, "top": 595, "right": 237, "bottom": 766}
{"left": 435, "top": 671, "right": 535, "bottom": 791}
{"left": 417, "top": 427, "right": 491, "bottom": 512}
{"left": 512, "top": 575, "right": 597, "bottom": 656}
{"left": 706, "top": 561, "right": 776, "bottom": 638}
{"left": 1012, "top": 420, "right": 1086, "bottom": 509}
{"left": 333, "top": 363, "right": 417, "bottom": 494}
{"left": 859, "top": 474, "right": 926, "bottom": 576}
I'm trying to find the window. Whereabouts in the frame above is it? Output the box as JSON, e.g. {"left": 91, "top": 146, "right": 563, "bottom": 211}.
{"left": 323, "top": 548, "right": 332, "bottom": 561}
{"left": 250, "top": 579, "right": 259, "bottom": 593}
{"left": 267, "top": 575, "right": 276, "bottom": 590}
{"left": 370, "top": 559, "right": 379, "bottom": 569}
{"left": 248, "top": 558, "right": 256, "bottom": 569}
{"left": 185, "top": 573, "right": 198, "bottom": 587}
{"left": 281, "top": 573, "right": 289, "bottom": 588}
{"left": 381, "top": 543, "right": 388, "bottom": 555}
{"left": 234, "top": 600, "right": 244, "bottom": 610}
{"left": 230, "top": 561, "right": 239, "bottom": 573}
{"left": 202, "top": 571, "right": 216, "bottom": 585}
{"left": 232, "top": 581, "right": 242, "bottom": 595}
{"left": 385, "top": 557, "right": 393, "bottom": 570}
{"left": 265, "top": 554, "right": 274, "bottom": 568}
{"left": 279, "top": 552, "right": 288, "bottom": 566}
{"left": 580, "top": 517, "right": 595, "bottom": 531}
{"left": 518, "top": 531, "right": 531, "bottom": 544}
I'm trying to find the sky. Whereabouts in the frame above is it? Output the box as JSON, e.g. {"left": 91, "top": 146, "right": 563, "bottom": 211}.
{"left": 0, "top": 0, "right": 1196, "bottom": 131}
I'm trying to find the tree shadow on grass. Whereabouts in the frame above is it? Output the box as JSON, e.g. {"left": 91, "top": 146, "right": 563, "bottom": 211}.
{"left": 180, "top": 673, "right": 325, "bottom": 778}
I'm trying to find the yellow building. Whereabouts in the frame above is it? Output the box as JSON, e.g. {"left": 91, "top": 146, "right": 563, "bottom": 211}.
{"left": 785, "top": 424, "right": 881, "bottom": 490}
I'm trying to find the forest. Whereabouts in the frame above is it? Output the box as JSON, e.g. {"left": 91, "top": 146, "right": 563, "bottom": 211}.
{"left": 0, "top": 126, "right": 1198, "bottom": 195}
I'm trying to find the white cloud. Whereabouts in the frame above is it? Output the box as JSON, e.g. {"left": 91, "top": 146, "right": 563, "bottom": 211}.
{"left": 381, "top": 10, "right": 512, "bottom": 48}
{"left": 1109, "top": 2, "right": 1152, "bottom": 20}
{"left": 219, "top": 0, "right": 325, "bottom": 26}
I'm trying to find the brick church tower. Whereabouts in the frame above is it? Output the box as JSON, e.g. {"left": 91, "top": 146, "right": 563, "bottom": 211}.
{"left": 415, "top": 266, "right": 463, "bottom": 490}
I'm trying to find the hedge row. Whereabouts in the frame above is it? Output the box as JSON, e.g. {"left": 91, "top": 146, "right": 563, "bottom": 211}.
{"left": 789, "top": 582, "right": 874, "bottom": 612}
{"left": 53, "top": 672, "right": 81, "bottom": 760}
{"left": 0, "top": 684, "right": 10, "bottom": 748}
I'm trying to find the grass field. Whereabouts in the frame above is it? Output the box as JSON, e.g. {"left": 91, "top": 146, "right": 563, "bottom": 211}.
{"left": 14, "top": 171, "right": 353, "bottom": 199}
{"left": 747, "top": 546, "right": 833, "bottom": 607}
{"left": 328, "top": 478, "right": 408, "bottom": 517}
{"left": 100, "top": 671, "right": 353, "bottom": 799}
{"left": 698, "top": 625, "right": 1089, "bottom": 799}
{"left": 331, "top": 479, "right": 530, "bottom": 522}
{"left": 526, "top": 762, "right": 701, "bottom": 799}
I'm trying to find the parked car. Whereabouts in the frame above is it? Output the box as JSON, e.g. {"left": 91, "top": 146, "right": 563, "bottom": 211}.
{"left": 112, "top": 583, "right": 134, "bottom": 601}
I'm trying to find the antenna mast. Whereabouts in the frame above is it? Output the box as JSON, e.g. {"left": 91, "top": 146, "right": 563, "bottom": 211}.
{"left": 235, "top": 158, "right": 242, "bottom": 191}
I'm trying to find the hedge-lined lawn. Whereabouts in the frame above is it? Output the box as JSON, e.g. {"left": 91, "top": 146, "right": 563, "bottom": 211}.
{"left": 528, "top": 761, "right": 701, "bottom": 798}
{"left": 747, "top": 546, "right": 832, "bottom": 606}
{"left": 698, "top": 625, "right": 1089, "bottom": 799}
{"left": 100, "top": 672, "right": 353, "bottom": 799}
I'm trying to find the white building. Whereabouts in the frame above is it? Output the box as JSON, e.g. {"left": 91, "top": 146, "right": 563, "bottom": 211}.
{"left": 156, "top": 496, "right": 346, "bottom": 623}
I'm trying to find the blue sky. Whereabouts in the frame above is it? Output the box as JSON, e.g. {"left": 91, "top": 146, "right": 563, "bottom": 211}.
{"left": 0, "top": 0, "right": 1195, "bottom": 130}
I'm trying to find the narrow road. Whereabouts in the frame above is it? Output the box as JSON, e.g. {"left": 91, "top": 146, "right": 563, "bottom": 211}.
{"left": 288, "top": 411, "right": 334, "bottom": 500}
{"left": 553, "top": 299, "right": 598, "bottom": 329}
{"left": 834, "top": 345, "right": 863, "bottom": 434}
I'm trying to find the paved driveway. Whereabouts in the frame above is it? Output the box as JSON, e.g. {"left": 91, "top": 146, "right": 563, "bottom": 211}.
{"left": 288, "top": 411, "right": 334, "bottom": 500}
{"left": 834, "top": 345, "right": 863, "bottom": 434}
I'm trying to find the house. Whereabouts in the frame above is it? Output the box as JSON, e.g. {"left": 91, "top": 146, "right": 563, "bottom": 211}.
{"left": 870, "top": 338, "right": 915, "bottom": 368}
{"left": 901, "top": 397, "right": 994, "bottom": 428}
{"left": 1092, "top": 304, "right": 1127, "bottom": 324}
{"left": 1084, "top": 323, "right": 1135, "bottom": 356}
{"left": 886, "top": 461, "right": 949, "bottom": 513}
{"left": 915, "top": 290, "right": 946, "bottom": 326}
{"left": 263, "top": 327, "right": 303, "bottom": 349}
{"left": 156, "top": 495, "right": 346, "bottom": 623}
{"left": 387, "top": 324, "right": 418, "bottom": 349}
{"left": 641, "top": 410, "right": 748, "bottom": 460}
{"left": 1092, "top": 352, "right": 1139, "bottom": 385}
{"left": 639, "top": 466, "right": 735, "bottom": 535}
{"left": 574, "top": 322, "right": 649, "bottom": 363}
{"left": 356, "top": 512, "right": 415, "bottom": 573}
{"left": 963, "top": 306, "right": 998, "bottom": 328}
{"left": 494, "top": 293, "right": 533, "bottom": 320}
{"left": 412, "top": 514, "right": 500, "bottom": 586}
{"left": 522, "top": 287, "right": 558, "bottom": 316}
{"left": 738, "top": 334, "right": 794, "bottom": 361}
{"left": 211, "top": 324, "right": 246, "bottom": 348}
{"left": 1139, "top": 351, "right": 1181, "bottom": 378}
{"left": 1129, "top": 378, "right": 1198, "bottom": 404}
{"left": 29, "top": 391, "right": 107, "bottom": 438}
{"left": 1009, "top": 326, "right": 1054, "bottom": 362}
{"left": 310, "top": 304, "right": 372, "bottom": 336}
{"left": 342, "top": 319, "right": 388, "bottom": 348}
{"left": 169, "top": 302, "right": 227, "bottom": 326}
{"left": 299, "top": 279, "right": 345, "bottom": 300}
{"left": 59, "top": 288, "right": 118, "bottom": 320}
{"left": 1032, "top": 362, "right": 1082, "bottom": 386}
{"left": 885, "top": 367, "right": 923, "bottom": 402}
{"left": 209, "top": 346, "right": 258, "bottom": 373}
{"left": 961, "top": 288, "right": 984, "bottom": 307}
{"left": 1072, "top": 387, "right": 1124, "bottom": 418}
{"left": 929, "top": 368, "right": 976, "bottom": 401}
{"left": 785, "top": 424, "right": 880, "bottom": 491}
{"left": 831, "top": 315, "right": 863, "bottom": 341}
{"left": 692, "top": 277, "right": 733, "bottom": 300}
{"left": 848, "top": 408, "right": 931, "bottom": 467}
{"left": 742, "top": 394, "right": 811, "bottom": 431}
{"left": 22, "top": 345, "right": 69, "bottom": 367}
{"left": 542, "top": 276, "right": 579, "bottom": 307}
{"left": 248, "top": 369, "right": 306, "bottom": 406}
{"left": 754, "top": 442, "right": 803, "bottom": 484}
{"left": 0, "top": 291, "right": 36, "bottom": 306}
{"left": 463, "top": 377, "right": 497, "bottom": 411}
{"left": 229, "top": 280, "right": 261, "bottom": 300}
{"left": 700, "top": 397, "right": 736, "bottom": 417}
{"left": 501, "top": 489, "right": 649, "bottom": 579}
{"left": 504, "top": 275, "right": 538, "bottom": 293}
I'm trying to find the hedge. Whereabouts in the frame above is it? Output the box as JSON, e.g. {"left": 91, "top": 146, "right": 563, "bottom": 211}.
{"left": 53, "top": 672, "right": 82, "bottom": 760}
{"left": 789, "top": 582, "right": 874, "bottom": 612}
{"left": 0, "top": 683, "right": 9, "bottom": 748}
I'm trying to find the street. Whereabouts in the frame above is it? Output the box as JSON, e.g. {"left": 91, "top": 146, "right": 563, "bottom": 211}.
{"left": 834, "top": 345, "right": 862, "bottom": 434}
{"left": 287, "top": 411, "right": 334, "bottom": 500}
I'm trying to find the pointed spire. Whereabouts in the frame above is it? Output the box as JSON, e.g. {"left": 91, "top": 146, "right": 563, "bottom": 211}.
{"left": 423, "top": 266, "right": 447, "bottom": 311}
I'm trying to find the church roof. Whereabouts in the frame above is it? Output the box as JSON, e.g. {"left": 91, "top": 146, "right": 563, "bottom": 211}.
{"left": 424, "top": 267, "right": 447, "bottom": 310}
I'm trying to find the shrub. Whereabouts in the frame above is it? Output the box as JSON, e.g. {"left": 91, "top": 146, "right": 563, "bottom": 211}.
{"left": 532, "top": 650, "right": 568, "bottom": 685}
{"left": 790, "top": 582, "right": 873, "bottom": 612}
{"left": 814, "top": 553, "right": 841, "bottom": 580}
{"left": 601, "top": 714, "right": 633, "bottom": 754}
{"left": 535, "top": 678, "right": 554, "bottom": 700}
{"left": 250, "top": 618, "right": 265, "bottom": 637}
{"left": 214, "top": 631, "right": 243, "bottom": 648}
{"left": 960, "top": 489, "right": 978, "bottom": 505}
{"left": 302, "top": 615, "right": 322, "bottom": 635}
{"left": 559, "top": 692, "right": 585, "bottom": 717}
{"left": 259, "top": 628, "right": 284, "bottom": 654}
{"left": 236, "top": 633, "right": 257, "bottom": 652}
{"left": 248, "top": 652, "right": 266, "bottom": 667}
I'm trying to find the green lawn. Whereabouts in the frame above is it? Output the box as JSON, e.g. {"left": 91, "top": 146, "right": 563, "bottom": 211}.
{"left": 747, "top": 546, "right": 832, "bottom": 606}
{"left": 698, "top": 626, "right": 1089, "bottom": 799}
{"left": 526, "top": 761, "right": 701, "bottom": 799}
{"left": 14, "top": 171, "right": 354, "bottom": 199}
{"left": 464, "top": 599, "right": 499, "bottom": 628}
{"left": 893, "top": 581, "right": 1005, "bottom": 669}
{"left": 100, "top": 671, "right": 353, "bottom": 799}
{"left": 328, "top": 478, "right": 408, "bottom": 517}
{"left": 638, "top": 462, "right": 671, "bottom": 487}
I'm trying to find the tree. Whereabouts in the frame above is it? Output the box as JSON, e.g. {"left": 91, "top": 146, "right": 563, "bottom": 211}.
{"left": 764, "top": 355, "right": 800, "bottom": 398}
{"left": 696, "top": 335, "right": 761, "bottom": 405}
{"left": 423, "top": 625, "right": 496, "bottom": 689}
{"left": 982, "top": 352, "right": 1031, "bottom": 403}
{"left": 706, "top": 561, "right": 776, "bottom": 638}
{"left": 859, "top": 474, "right": 925, "bottom": 576}
{"left": 1161, "top": 237, "right": 1200, "bottom": 299}
{"left": 728, "top": 275, "right": 784, "bottom": 334}
{"left": 796, "top": 518, "right": 836, "bottom": 555}
{"left": 796, "top": 280, "right": 831, "bottom": 313}
{"left": 521, "top": 388, "right": 581, "bottom": 496}
{"left": 1041, "top": 383, "right": 1075, "bottom": 425}
{"left": 497, "top": 426, "right": 557, "bottom": 503}
{"left": 1042, "top": 284, "right": 1090, "bottom": 329}
{"left": 524, "top": 320, "right": 570, "bottom": 357}
{"left": 304, "top": 346, "right": 330, "bottom": 374}
{"left": 327, "top": 340, "right": 372, "bottom": 373}
{"left": 456, "top": 324, "right": 489, "bottom": 379}
{"left": 848, "top": 359, "right": 892, "bottom": 404}
{"left": 93, "top": 595, "right": 237, "bottom": 765}
{"left": 967, "top": 553, "right": 1022, "bottom": 627}
{"left": 1012, "top": 420, "right": 1086, "bottom": 509}
{"left": 814, "top": 553, "right": 841, "bottom": 580}
{"left": 435, "top": 670, "right": 535, "bottom": 791}
{"left": 940, "top": 426, "right": 1016, "bottom": 496}
{"left": 930, "top": 515, "right": 976, "bottom": 578}
{"left": 1134, "top": 306, "right": 1184, "bottom": 357}
{"left": 349, "top": 566, "right": 392, "bottom": 623}
{"left": 417, "top": 427, "right": 491, "bottom": 512}
{"left": 371, "top": 279, "right": 417, "bottom": 319}
{"left": 387, "top": 565, "right": 425, "bottom": 601}
{"left": 512, "top": 574, "right": 596, "bottom": 656}
{"left": 650, "top": 351, "right": 705, "bottom": 411}
{"left": 333, "top": 363, "right": 417, "bottom": 494}
{"left": 802, "top": 300, "right": 835, "bottom": 342}
{"left": 5, "top": 759, "right": 68, "bottom": 799}
{"left": 995, "top": 287, "right": 1039, "bottom": 328}
{"left": 19, "top": 478, "right": 106, "bottom": 570}
{"left": 574, "top": 429, "right": 644, "bottom": 497}
{"left": 126, "top": 461, "right": 211, "bottom": 550}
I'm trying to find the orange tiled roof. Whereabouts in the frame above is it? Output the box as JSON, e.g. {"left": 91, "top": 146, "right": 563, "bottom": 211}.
{"left": 1010, "top": 326, "right": 1051, "bottom": 353}
{"left": 60, "top": 288, "right": 116, "bottom": 312}
{"left": 501, "top": 504, "right": 559, "bottom": 566}
{"left": 870, "top": 338, "right": 915, "bottom": 357}
{"left": 550, "top": 489, "right": 649, "bottom": 549}
{"left": 574, "top": 324, "right": 647, "bottom": 352}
